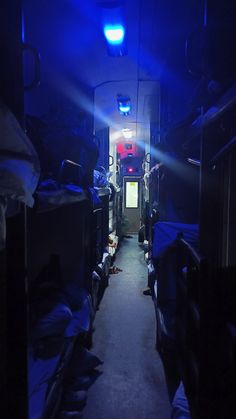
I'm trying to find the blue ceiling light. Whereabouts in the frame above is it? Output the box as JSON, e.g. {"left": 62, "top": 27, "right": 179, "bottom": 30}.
{"left": 98, "top": 2, "right": 127, "bottom": 56}
{"left": 117, "top": 95, "right": 131, "bottom": 115}
{"left": 119, "top": 105, "right": 131, "bottom": 113}
{"left": 104, "top": 24, "right": 125, "bottom": 45}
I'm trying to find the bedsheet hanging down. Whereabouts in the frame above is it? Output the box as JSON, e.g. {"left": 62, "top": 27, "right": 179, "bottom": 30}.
{"left": 0, "top": 102, "right": 40, "bottom": 249}
{"left": 0, "top": 157, "right": 39, "bottom": 207}
{"left": 0, "top": 102, "right": 40, "bottom": 207}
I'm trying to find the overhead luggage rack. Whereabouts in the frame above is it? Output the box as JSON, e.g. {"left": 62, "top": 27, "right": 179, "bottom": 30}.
{"left": 183, "top": 82, "right": 236, "bottom": 148}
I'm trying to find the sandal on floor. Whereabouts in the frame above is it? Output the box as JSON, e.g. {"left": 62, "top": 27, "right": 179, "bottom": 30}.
{"left": 109, "top": 266, "right": 123, "bottom": 274}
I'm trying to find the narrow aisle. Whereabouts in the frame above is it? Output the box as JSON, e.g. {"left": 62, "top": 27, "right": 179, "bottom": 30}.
{"left": 83, "top": 235, "right": 171, "bottom": 419}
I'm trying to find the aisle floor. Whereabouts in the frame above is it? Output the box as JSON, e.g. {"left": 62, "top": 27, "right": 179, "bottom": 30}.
{"left": 83, "top": 235, "right": 171, "bottom": 419}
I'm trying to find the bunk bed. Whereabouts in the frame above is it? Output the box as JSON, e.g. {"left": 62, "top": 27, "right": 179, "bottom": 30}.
{"left": 151, "top": 79, "right": 236, "bottom": 418}
{"left": 151, "top": 222, "right": 199, "bottom": 402}
{"left": 0, "top": 98, "right": 111, "bottom": 417}
{"left": 26, "top": 155, "right": 122, "bottom": 418}
{"left": 93, "top": 167, "right": 121, "bottom": 282}
{"left": 27, "top": 182, "right": 95, "bottom": 419}
{"left": 184, "top": 79, "right": 236, "bottom": 418}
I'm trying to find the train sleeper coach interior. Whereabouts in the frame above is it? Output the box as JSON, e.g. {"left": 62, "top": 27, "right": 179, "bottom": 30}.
{"left": 1, "top": 0, "right": 236, "bottom": 418}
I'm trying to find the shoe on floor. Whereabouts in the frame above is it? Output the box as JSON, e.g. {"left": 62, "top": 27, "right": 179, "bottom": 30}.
{"left": 109, "top": 266, "right": 122, "bottom": 274}
{"left": 143, "top": 287, "right": 152, "bottom": 296}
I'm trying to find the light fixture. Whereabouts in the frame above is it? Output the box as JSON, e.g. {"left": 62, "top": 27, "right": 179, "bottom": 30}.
{"left": 99, "top": 2, "right": 127, "bottom": 56}
{"left": 117, "top": 95, "right": 131, "bottom": 115}
{"left": 122, "top": 128, "right": 132, "bottom": 139}
{"left": 104, "top": 24, "right": 125, "bottom": 45}
{"left": 119, "top": 105, "right": 131, "bottom": 113}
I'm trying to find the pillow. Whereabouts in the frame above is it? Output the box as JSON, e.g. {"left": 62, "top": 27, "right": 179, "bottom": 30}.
{"left": 31, "top": 302, "right": 72, "bottom": 340}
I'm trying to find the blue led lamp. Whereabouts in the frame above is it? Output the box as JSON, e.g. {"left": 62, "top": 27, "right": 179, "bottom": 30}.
{"left": 103, "top": 23, "right": 127, "bottom": 56}
{"left": 117, "top": 95, "right": 131, "bottom": 115}
{"left": 104, "top": 24, "right": 125, "bottom": 45}
{"left": 99, "top": 1, "right": 127, "bottom": 56}
{"left": 118, "top": 104, "right": 131, "bottom": 115}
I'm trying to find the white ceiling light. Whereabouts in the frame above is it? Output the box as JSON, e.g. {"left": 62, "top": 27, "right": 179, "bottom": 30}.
{"left": 122, "top": 128, "right": 132, "bottom": 139}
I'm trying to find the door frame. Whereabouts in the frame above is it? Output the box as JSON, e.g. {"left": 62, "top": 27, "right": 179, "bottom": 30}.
{"left": 123, "top": 176, "right": 142, "bottom": 232}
